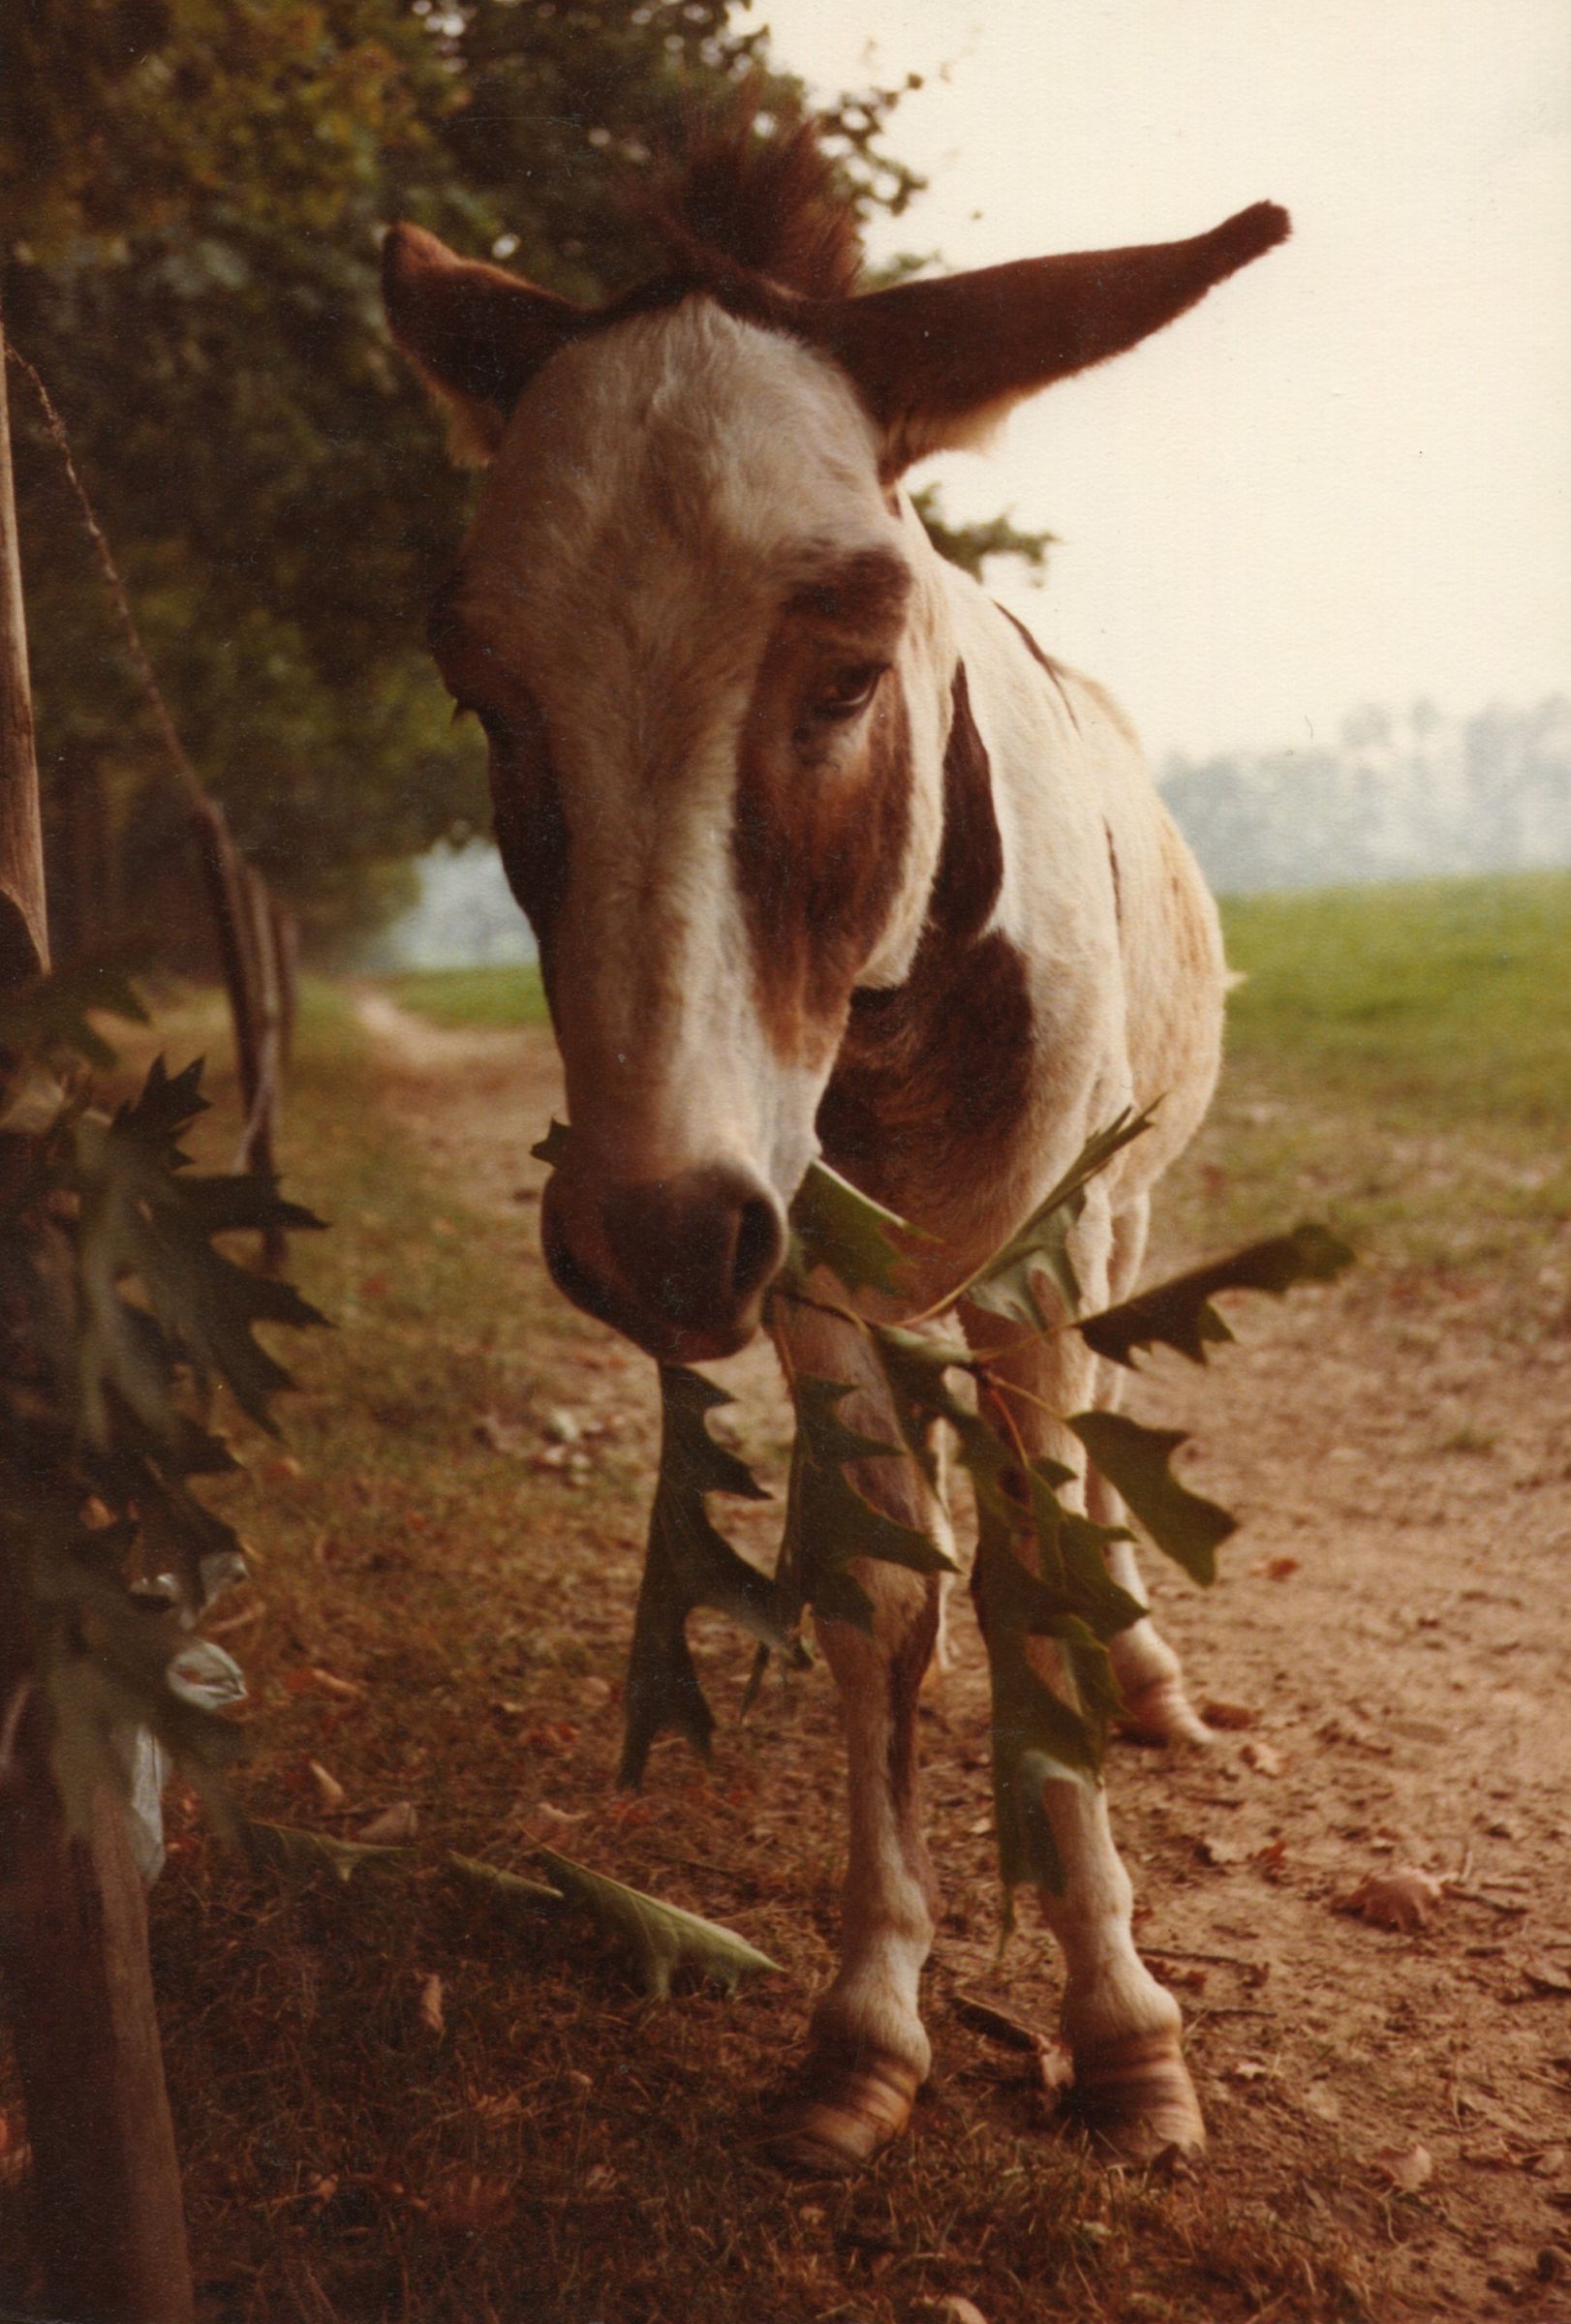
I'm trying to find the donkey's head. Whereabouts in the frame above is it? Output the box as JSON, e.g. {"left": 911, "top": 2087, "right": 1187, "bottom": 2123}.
{"left": 385, "top": 120, "right": 1286, "bottom": 1361}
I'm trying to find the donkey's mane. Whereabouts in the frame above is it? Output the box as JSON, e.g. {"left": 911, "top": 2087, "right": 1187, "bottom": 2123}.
{"left": 650, "top": 108, "right": 866, "bottom": 302}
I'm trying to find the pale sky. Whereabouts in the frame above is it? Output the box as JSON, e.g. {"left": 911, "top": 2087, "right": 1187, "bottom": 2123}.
{"left": 755, "top": 0, "right": 1571, "bottom": 756}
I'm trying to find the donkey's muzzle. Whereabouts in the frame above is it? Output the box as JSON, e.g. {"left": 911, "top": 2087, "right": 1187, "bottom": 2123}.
{"left": 540, "top": 1161, "right": 786, "bottom": 1362}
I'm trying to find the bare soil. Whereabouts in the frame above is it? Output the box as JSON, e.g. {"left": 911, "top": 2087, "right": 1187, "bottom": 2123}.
{"left": 347, "top": 993, "right": 1571, "bottom": 2321}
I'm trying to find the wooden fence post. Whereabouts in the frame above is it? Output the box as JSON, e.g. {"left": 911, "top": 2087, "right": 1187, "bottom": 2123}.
{"left": 0, "top": 307, "right": 196, "bottom": 2324}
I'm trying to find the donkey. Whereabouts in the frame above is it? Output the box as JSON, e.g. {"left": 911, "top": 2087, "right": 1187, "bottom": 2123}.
{"left": 384, "top": 118, "right": 1288, "bottom": 2174}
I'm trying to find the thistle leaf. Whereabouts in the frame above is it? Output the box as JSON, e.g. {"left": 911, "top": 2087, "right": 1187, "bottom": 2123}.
{"left": 246, "top": 1820, "right": 414, "bottom": 1884}
{"left": 74, "top": 1057, "right": 326, "bottom": 1438}
{"left": 972, "top": 1530, "right": 1100, "bottom": 1909}
{"left": 448, "top": 1850, "right": 566, "bottom": 1913}
{"left": 785, "top": 1158, "right": 909, "bottom": 1297}
{"left": 1068, "top": 1410, "right": 1236, "bottom": 1585}
{"left": 1078, "top": 1223, "right": 1356, "bottom": 1368}
{"left": 534, "top": 1847, "right": 781, "bottom": 1999}
{"left": 786, "top": 1374, "right": 957, "bottom": 1635}
{"left": 621, "top": 1367, "right": 800, "bottom": 1789}
{"left": 964, "top": 1108, "right": 1155, "bottom": 1330}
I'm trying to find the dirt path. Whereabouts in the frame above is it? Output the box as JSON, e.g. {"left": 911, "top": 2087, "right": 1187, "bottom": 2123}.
{"left": 357, "top": 994, "right": 1571, "bottom": 2320}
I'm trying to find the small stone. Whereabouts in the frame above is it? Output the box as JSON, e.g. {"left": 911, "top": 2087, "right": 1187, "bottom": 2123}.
{"left": 544, "top": 1407, "right": 582, "bottom": 1445}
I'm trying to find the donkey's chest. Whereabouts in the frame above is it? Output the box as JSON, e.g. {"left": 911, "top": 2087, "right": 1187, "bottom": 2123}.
{"left": 816, "top": 926, "right": 1044, "bottom": 1249}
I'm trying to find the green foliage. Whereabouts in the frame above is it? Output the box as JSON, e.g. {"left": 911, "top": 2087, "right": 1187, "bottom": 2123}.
{"left": 1066, "top": 1412, "right": 1235, "bottom": 1588}
{"left": 1078, "top": 1222, "right": 1354, "bottom": 1368}
{"left": 247, "top": 1819, "right": 413, "bottom": 1884}
{"left": 619, "top": 1366, "right": 799, "bottom": 1788}
{"left": 535, "top": 1846, "right": 782, "bottom": 2000}
{"left": 0, "top": 972, "right": 323, "bottom": 1830}
{"left": 778, "top": 1375, "right": 956, "bottom": 1636}
{"left": 597, "top": 1114, "right": 1351, "bottom": 1911}
{"left": 957, "top": 1106, "right": 1155, "bottom": 1329}
{"left": 450, "top": 1848, "right": 780, "bottom": 2001}
{"left": 784, "top": 1156, "right": 910, "bottom": 1299}
{"left": 909, "top": 484, "right": 1057, "bottom": 586}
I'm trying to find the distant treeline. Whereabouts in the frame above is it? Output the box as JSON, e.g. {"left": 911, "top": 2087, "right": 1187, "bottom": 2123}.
{"left": 1162, "top": 698, "right": 1571, "bottom": 896}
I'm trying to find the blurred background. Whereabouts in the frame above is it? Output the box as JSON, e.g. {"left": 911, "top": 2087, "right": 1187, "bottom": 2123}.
{"left": 3, "top": 0, "right": 1565, "bottom": 973}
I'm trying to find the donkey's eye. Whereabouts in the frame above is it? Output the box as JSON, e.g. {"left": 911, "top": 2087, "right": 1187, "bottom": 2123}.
{"left": 812, "top": 663, "right": 887, "bottom": 723}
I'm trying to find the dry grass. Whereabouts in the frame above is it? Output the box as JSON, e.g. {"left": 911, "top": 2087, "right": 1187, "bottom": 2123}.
{"left": 12, "top": 969, "right": 1505, "bottom": 2321}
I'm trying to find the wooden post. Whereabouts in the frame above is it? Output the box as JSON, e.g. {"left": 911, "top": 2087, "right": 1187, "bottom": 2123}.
{"left": 0, "top": 309, "right": 196, "bottom": 2324}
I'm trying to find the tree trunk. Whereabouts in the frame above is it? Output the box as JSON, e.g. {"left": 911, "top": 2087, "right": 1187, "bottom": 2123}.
{"left": 0, "top": 306, "right": 196, "bottom": 2324}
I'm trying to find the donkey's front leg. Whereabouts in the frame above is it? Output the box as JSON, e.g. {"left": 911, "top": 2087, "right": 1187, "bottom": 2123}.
{"left": 964, "top": 1210, "right": 1205, "bottom": 2159}
{"left": 768, "top": 1302, "right": 946, "bottom": 2176}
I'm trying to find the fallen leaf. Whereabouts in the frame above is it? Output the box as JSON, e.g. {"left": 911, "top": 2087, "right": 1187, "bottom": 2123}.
{"left": 358, "top": 1802, "right": 417, "bottom": 1845}
{"left": 1304, "top": 2082, "right": 1341, "bottom": 2123}
{"left": 1524, "top": 1964, "right": 1571, "bottom": 1998}
{"left": 308, "top": 1759, "right": 346, "bottom": 1811}
{"left": 1338, "top": 1866, "right": 1445, "bottom": 1932}
{"left": 1371, "top": 2142, "right": 1433, "bottom": 2192}
{"left": 425, "top": 2172, "right": 513, "bottom": 2235}
{"left": 1242, "top": 1738, "right": 1282, "bottom": 1776}
{"left": 418, "top": 1973, "right": 445, "bottom": 2036}
{"left": 1526, "top": 2147, "right": 1567, "bottom": 2176}
{"left": 1198, "top": 1834, "right": 1248, "bottom": 1867}
{"left": 471, "top": 2093, "right": 524, "bottom": 2127}
{"left": 310, "top": 1667, "right": 367, "bottom": 1702}
{"left": 526, "top": 1801, "right": 587, "bottom": 1836}
{"left": 1201, "top": 1698, "right": 1258, "bottom": 1730}
{"left": 1231, "top": 2058, "right": 1271, "bottom": 2082}
{"left": 1248, "top": 1554, "right": 1300, "bottom": 1580}
{"left": 931, "top": 2302, "right": 990, "bottom": 2324}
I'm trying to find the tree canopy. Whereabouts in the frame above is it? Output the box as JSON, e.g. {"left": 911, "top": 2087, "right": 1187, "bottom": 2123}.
{"left": 1, "top": 3, "right": 1037, "bottom": 946}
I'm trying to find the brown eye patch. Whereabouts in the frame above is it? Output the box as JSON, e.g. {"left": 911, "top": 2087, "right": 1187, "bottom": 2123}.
{"left": 733, "top": 648, "right": 912, "bottom": 1061}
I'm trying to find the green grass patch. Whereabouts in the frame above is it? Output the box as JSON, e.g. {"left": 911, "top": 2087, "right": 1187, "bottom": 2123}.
{"left": 387, "top": 959, "right": 547, "bottom": 1028}
{"left": 1220, "top": 870, "right": 1571, "bottom": 1133}
{"left": 1159, "top": 870, "right": 1571, "bottom": 1277}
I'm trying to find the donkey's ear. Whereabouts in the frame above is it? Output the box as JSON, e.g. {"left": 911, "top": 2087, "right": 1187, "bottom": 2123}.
{"left": 382, "top": 224, "right": 588, "bottom": 465}
{"left": 818, "top": 202, "right": 1289, "bottom": 475}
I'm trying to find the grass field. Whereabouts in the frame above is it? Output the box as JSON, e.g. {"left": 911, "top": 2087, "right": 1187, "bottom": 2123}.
{"left": 388, "top": 960, "right": 548, "bottom": 1028}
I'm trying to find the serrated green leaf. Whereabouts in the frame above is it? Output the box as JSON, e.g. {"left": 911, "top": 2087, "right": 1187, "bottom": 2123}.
{"left": 621, "top": 1366, "right": 801, "bottom": 1788}
{"left": 972, "top": 1529, "right": 1100, "bottom": 1911}
{"left": 1078, "top": 1223, "right": 1356, "bottom": 1368}
{"left": 246, "top": 1819, "right": 414, "bottom": 1884}
{"left": 534, "top": 1847, "right": 781, "bottom": 1999}
{"left": 786, "top": 1374, "right": 957, "bottom": 1636}
{"left": 962, "top": 1108, "right": 1155, "bottom": 1330}
{"left": 1068, "top": 1410, "right": 1236, "bottom": 1585}
{"left": 0, "top": 955, "right": 148, "bottom": 1074}
{"left": 447, "top": 1850, "right": 566, "bottom": 1913}
{"left": 784, "top": 1158, "right": 910, "bottom": 1298}
{"left": 530, "top": 1117, "right": 571, "bottom": 1169}
{"left": 74, "top": 1057, "right": 326, "bottom": 1438}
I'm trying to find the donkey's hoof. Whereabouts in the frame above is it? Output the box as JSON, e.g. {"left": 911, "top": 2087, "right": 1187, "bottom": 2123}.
{"left": 767, "top": 2051, "right": 920, "bottom": 2177}
{"left": 1072, "top": 2029, "right": 1206, "bottom": 2162}
{"left": 1116, "top": 1675, "right": 1212, "bottom": 1750}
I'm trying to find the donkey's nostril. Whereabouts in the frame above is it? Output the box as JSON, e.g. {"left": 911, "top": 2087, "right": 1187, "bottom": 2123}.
{"left": 731, "top": 1192, "right": 785, "bottom": 1308}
